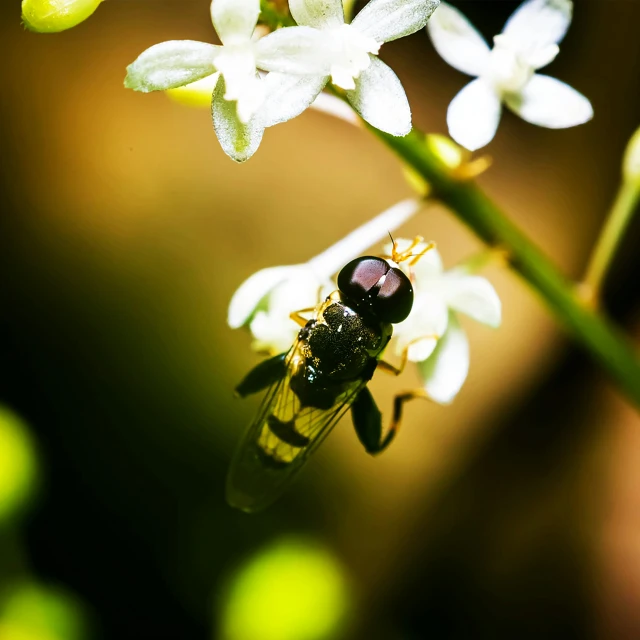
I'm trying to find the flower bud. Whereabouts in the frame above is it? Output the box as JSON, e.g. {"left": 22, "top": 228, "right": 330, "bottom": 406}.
{"left": 166, "top": 75, "right": 219, "bottom": 109}
{"left": 426, "top": 134, "right": 465, "bottom": 170}
{"left": 21, "top": 0, "right": 103, "bottom": 34}
{"left": 623, "top": 126, "right": 640, "bottom": 186}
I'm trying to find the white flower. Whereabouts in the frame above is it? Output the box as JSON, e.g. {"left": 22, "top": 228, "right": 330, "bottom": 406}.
{"left": 427, "top": 0, "right": 593, "bottom": 151}
{"left": 388, "top": 239, "right": 501, "bottom": 404}
{"left": 228, "top": 199, "right": 422, "bottom": 354}
{"left": 254, "top": 0, "right": 440, "bottom": 135}
{"left": 125, "top": 0, "right": 298, "bottom": 162}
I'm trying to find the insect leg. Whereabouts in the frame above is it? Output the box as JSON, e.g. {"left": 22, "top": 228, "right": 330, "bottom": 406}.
{"left": 352, "top": 387, "right": 431, "bottom": 454}
{"left": 378, "top": 389, "right": 431, "bottom": 453}
{"left": 290, "top": 307, "right": 317, "bottom": 328}
{"left": 377, "top": 359, "right": 404, "bottom": 376}
{"left": 378, "top": 335, "right": 439, "bottom": 376}
{"left": 235, "top": 352, "right": 287, "bottom": 398}
{"left": 351, "top": 387, "right": 382, "bottom": 454}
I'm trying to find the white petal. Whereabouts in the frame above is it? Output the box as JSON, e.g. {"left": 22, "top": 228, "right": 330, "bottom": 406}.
{"left": 447, "top": 78, "right": 501, "bottom": 151}
{"left": 309, "top": 199, "right": 422, "bottom": 277}
{"left": 351, "top": 0, "right": 440, "bottom": 44}
{"left": 249, "top": 266, "right": 333, "bottom": 353}
{"left": 210, "top": 0, "right": 259, "bottom": 46}
{"left": 212, "top": 77, "right": 264, "bottom": 162}
{"left": 228, "top": 265, "right": 300, "bottom": 328}
{"left": 249, "top": 311, "right": 300, "bottom": 354}
{"left": 412, "top": 246, "right": 443, "bottom": 280}
{"left": 426, "top": 2, "right": 491, "bottom": 76}
{"left": 214, "top": 49, "right": 264, "bottom": 122}
{"left": 393, "top": 292, "right": 449, "bottom": 362}
{"left": 310, "top": 92, "right": 361, "bottom": 126}
{"left": 524, "top": 43, "right": 559, "bottom": 70}
{"left": 406, "top": 337, "right": 438, "bottom": 363}
{"left": 124, "top": 41, "right": 220, "bottom": 92}
{"left": 504, "top": 74, "right": 593, "bottom": 129}
{"left": 441, "top": 272, "right": 501, "bottom": 327}
{"left": 254, "top": 27, "right": 334, "bottom": 76}
{"left": 289, "top": 0, "right": 345, "bottom": 28}
{"left": 418, "top": 313, "right": 469, "bottom": 404}
{"left": 260, "top": 73, "right": 328, "bottom": 127}
{"left": 345, "top": 55, "right": 411, "bottom": 136}
{"left": 502, "top": 0, "right": 572, "bottom": 51}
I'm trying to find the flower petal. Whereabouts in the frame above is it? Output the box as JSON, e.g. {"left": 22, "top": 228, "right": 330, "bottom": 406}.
{"left": 249, "top": 311, "right": 300, "bottom": 354}
{"left": 418, "top": 313, "right": 469, "bottom": 404}
{"left": 228, "top": 265, "right": 300, "bottom": 328}
{"left": 260, "top": 73, "right": 328, "bottom": 127}
{"left": 351, "top": 0, "right": 440, "bottom": 44}
{"left": 310, "top": 92, "right": 361, "bottom": 126}
{"left": 504, "top": 74, "right": 593, "bottom": 128}
{"left": 255, "top": 27, "right": 334, "bottom": 75}
{"left": 502, "top": 0, "right": 573, "bottom": 51}
{"left": 345, "top": 55, "right": 411, "bottom": 136}
{"left": 210, "top": 0, "right": 260, "bottom": 45}
{"left": 426, "top": 2, "right": 491, "bottom": 77}
{"left": 447, "top": 78, "right": 501, "bottom": 151}
{"left": 212, "top": 76, "right": 265, "bottom": 162}
{"left": 249, "top": 266, "right": 333, "bottom": 354}
{"left": 289, "top": 0, "right": 345, "bottom": 28}
{"left": 393, "top": 292, "right": 449, "bottom": 362}
{"left": 124, "top": 41, "right": 220, "bottom": 92}
{"left": 310, "top": 199, "right": 423, "bottom": 277}
{"left": 441, "top": 272, "right": 501, "bottom": 327}
{"left": 214, "top": 49, "right": 264, "bottom": 122}
{"left": 524, "top": 43, "right": 560, "bottom": 70}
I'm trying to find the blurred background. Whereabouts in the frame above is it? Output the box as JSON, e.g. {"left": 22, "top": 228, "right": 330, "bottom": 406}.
{"left": 1, "top": 1, "right": 639, "bottom": 638}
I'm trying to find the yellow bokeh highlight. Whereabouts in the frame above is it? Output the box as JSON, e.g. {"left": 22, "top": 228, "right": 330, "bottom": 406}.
{"left": 0, "top": 407, "right": 38, "bottom": 524}
{"left": 220, "top": 537, "right": 350, "bottom": 640}
{"left": 0, "top": 583, "right": 87, "bottom": 640}
{"left": 166, "top": 75, "right": 219, "bottom": 110}
{"left": 623, "top": 126, "right": 640, "bottom": 185}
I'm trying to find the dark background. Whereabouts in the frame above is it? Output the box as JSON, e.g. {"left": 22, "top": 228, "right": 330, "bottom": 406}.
{"left": 1, "top": 1, "right": 639, "bottom": 638}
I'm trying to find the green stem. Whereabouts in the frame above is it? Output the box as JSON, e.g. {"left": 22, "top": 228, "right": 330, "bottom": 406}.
{"left": 582, "top": 179, "right": 640, "bottom": 302}
{"left": 375, "top": 129, "right": 640, "bottom": 407}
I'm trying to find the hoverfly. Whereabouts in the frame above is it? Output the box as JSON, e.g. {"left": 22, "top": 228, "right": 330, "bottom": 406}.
{"left": 227, "top": 239, "right": 433, "bottom": 512}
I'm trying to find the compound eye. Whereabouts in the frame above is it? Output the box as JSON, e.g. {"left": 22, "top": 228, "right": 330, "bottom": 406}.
{"left": 337, "top": 256, "right": 389, "bottom": 299}
{"left": 373, "top": 267, "right": 413, "bottom": 323}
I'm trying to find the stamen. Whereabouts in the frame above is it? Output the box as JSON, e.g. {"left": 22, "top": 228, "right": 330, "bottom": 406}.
{"left": 409, "top": 241, "right": 436, "bottom": 267}
{"left": 393, "top": 235, "right": 424, "bottom": 263}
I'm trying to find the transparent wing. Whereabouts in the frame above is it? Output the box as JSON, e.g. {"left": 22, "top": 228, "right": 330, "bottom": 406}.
{"left": 226, "top": 341, "right": 365, "bottom": 513}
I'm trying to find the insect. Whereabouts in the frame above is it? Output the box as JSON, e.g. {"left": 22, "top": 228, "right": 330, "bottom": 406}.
{"left": 227, "top": 238, "right": 435, "bottom": 512}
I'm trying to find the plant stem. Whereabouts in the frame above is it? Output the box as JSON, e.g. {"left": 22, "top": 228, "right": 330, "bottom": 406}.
{"left": 582, "top": 179, "right": 640, "bottom": 304}
{"left": 375, "top": 129, "right": 640, "bottom": 407}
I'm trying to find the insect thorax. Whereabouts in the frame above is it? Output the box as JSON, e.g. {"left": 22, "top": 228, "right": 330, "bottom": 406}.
{"left": 290, "top": 296, "right": 392, "bottom": 409}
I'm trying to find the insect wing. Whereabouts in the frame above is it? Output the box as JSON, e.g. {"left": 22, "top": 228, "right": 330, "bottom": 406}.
{"left": 226, "top": 343, "right": 364, "bottom": 512}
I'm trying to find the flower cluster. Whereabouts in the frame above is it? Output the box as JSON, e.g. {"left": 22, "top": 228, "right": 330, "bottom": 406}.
{"left": 125, "top": 0, "right": 440, "bottom": 162}
{"left": 228, "top": 200, "right": 501, "bottom": 404}
{"left": 427, "top": 0, "right": 593, "bottom": 150}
